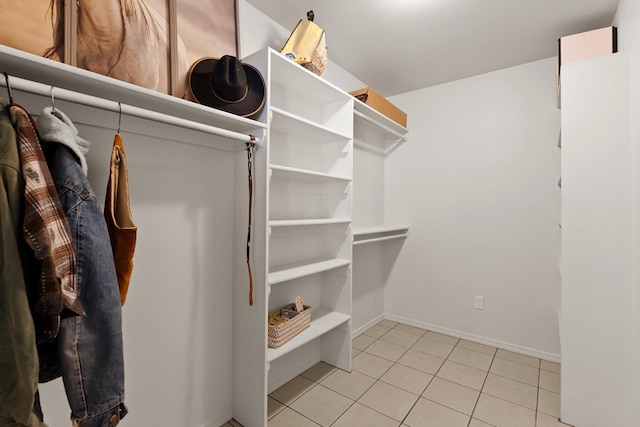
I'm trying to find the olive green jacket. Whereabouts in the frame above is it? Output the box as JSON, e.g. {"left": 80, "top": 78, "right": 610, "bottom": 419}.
{"left": 0, "top": 99, "right": 46, "bottom": 427}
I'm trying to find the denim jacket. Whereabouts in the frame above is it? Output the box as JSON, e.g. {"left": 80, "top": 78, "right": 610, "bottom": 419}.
{"left": 36, "top": 108, "right": 127, "bottom": 426}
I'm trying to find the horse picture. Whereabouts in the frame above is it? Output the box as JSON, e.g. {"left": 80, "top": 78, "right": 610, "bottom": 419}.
{"left": 0, "top": 0, "right": 237, "bottom": 98}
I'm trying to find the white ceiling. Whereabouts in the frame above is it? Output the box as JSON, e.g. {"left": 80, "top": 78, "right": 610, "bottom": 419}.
{"left": 245, "top": 0, "right": 620, "bottom": 96}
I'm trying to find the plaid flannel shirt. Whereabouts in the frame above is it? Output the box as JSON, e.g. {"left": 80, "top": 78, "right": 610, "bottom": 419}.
{"left": 9, "top": 104, "right": 85, "bottom": 342}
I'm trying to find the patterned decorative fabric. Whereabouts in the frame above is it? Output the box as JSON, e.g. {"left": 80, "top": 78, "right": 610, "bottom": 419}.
{"left": 9, "top": 104, "right": 85, "bottom": 343}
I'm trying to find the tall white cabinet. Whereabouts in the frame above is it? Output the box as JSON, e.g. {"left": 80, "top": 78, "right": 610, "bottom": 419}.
{"left": 560, "top": 51, "right": 640, "bottom": 427}
{"left": 234, "top": 48, "right": 354, "bottom": 427}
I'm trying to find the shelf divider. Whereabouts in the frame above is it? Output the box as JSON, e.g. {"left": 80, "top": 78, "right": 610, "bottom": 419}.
{"left": 269, "top": 258, "right": 351, "bottom": 285}
{"left": 270, "top": 164, "right": 351, "bottom": 182}
{"left": 270, "top": 218, "right": 351, "bottom": 227}
{"left": 271, "top": 106, "right": 351, "bottom": 142}
{"left": 267, "top": 309, "right": 351, "bottom": 362}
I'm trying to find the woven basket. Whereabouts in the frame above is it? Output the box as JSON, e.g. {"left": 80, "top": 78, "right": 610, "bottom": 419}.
{"left": 268, "top": 305, "right": 311, "bottom": 349}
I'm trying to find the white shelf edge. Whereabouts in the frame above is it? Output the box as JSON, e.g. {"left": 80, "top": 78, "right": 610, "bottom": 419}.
{"left": 270, "top": 164, "right": 352, "bottom": 182}
{"left": 267, "top": 309, "right": 351, "bottom": 362}
{"left": 268, "top": 48, "right": 353, "bottom": 103}
{"left": 269, "top": 218, "right": 351, "bottom": 227}
{"left": 269, "top": 258, "right": 351, "bottom": 285}
{"left": 353, "top": 234, "right": 409, "bottom": 245}
{"left": 271, "top": 106, "right": 351, "bottom": 140}
{"left": 0, "top": 45, "right": 266, "bottom": 135}
{"left": 353, "top": 226, "right": 410, "bottom": 236}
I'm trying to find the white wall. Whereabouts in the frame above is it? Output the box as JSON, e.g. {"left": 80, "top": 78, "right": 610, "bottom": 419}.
{"left": 384, "top": 58, "right": 562, "bottom": 359}
{"left": 613, "top": 0, "right": 640, "bottom": 52}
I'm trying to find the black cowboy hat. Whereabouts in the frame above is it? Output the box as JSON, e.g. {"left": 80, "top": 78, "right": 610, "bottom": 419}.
{"left": 187, "top": 55, "right": 265, "bottom": 119}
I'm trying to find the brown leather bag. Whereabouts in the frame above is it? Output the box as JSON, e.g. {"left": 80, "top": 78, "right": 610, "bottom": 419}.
{"left": 105, "top": 133, "right": 137, "bottom": 306}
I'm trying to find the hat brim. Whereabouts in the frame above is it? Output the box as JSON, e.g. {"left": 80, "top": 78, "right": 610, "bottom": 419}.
{"left": 188, "top": 57, "right": 266, "bottom": 119}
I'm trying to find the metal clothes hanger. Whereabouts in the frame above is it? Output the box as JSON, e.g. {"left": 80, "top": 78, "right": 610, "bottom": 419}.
{"left": 3, "top": 72, "right": 14, "bottom": 103}
{"left": 50, "top": 86, "right": 56, "bottom": 115}
{"left": 117, "top": 102, "right": 122, "bottom": 134}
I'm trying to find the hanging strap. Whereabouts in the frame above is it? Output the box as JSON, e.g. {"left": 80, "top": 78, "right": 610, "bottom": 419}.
{"left": 246, "top": 139, "right": 256, "bottom": 306}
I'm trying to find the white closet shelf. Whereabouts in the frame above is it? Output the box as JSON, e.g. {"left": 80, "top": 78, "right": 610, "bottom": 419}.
{"left": 269, "top": 218, "right": 351, "bottom": 227}
{"left": 267, "top": 309, "right": 351, "bottom": 362}
{"left": 269, "top": 49, "right": 352, "bottom": 107}
{"left": 352, "top": 226, "right": 410, "bottom": 245}
{"left": 353, "top": 99, "right": 409, "bottom": 142}
{"left": 0, "top": 45, "right": 266, "bottom": 136}
{"left": 270, "top": 107, "right": 351, "bottom": 142}
{"left": 269, "top": 258, "right": 351, "bottom": 285}
{"left": 270, "top": 164, "right": 351, "bottom": 183}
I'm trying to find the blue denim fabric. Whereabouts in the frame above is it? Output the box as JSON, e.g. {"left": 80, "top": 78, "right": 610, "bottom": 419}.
{"left": 38, "top": 141, "right": 127, "bottom": 426}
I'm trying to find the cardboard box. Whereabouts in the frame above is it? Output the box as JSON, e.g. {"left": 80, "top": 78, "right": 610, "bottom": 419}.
{"left": 557, "top": 26, "right": 617, "bottom": 91}
{"left": 349, "top": 87, "right": 407, "bottom": 127}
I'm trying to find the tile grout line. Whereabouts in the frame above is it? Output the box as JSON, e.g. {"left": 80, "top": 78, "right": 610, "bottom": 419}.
{"left": 332, "top": 323, "right": 421, "bottom": 425}
{"left": 535, "top": 358, "right": 542, "bottom": 427}
{"left": 324, "top": 366, "right": 390, "bottom": 426}
{"left": 355, "top": 323, "right": 440, "bottom": 425}
{"left": 355, "top": 328, "right": 419, "bottom": 424}
{"left": 466, "top": 346, "right": 498, "bottom": 427}
{"left": 398, "top": 335, "right": 459, "bottom": 425}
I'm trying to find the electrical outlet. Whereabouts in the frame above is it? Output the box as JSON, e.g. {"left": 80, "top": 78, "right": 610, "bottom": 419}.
{"left": 475, "top": 296, "right": 484, "bottom": 310}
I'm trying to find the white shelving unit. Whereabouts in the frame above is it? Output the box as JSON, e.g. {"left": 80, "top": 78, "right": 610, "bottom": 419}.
{"left": 235, "top": 48, "right": 354, "bottom": 427}
{"left": 351, "top": 97, "right": 410, "bottom": 336}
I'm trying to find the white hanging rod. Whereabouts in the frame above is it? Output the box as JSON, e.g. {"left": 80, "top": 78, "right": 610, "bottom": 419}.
{"left": 1, "top": 74, "right": 260, "bottom": 146}
{"left": 353, "top": 110, "right": 407, "bottom": 142}
{"left": 352, "top": 233, "right": 409, "bottom": 245}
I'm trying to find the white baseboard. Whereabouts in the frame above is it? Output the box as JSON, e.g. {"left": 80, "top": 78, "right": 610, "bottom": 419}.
{"left": 384, "top": 314, "right": 561, "bottom": 363}
{"left": 267, "top": 353, "right": 322, "bottom": 394}
{"left": 351, "top": 313, "right": 386, "bottom": 339}
{"left": 203, "top": 412, "right": 233, "bottom": 427}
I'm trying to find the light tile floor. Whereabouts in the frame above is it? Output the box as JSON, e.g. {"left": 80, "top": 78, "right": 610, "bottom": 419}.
{"left": 223, "top": 320, "right": 571, "bottom": 427}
